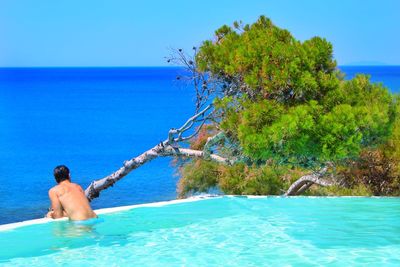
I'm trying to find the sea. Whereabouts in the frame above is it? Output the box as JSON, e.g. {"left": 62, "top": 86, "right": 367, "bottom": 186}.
{"left": 0, "top": 66, "right": 399, "bottom": 225}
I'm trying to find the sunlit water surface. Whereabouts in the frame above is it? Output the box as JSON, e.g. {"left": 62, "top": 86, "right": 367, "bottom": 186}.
{"left": 0, "top": 197, "right": 399, "bottom": 266}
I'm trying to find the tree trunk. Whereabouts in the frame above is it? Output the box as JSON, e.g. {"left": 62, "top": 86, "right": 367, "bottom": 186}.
{"left": 84, "top": 104, "right": 229, "bottom": 201}
{"left": 84, "top": 141, "right": 229, "bottom": 201}
{"left": 284, "top": 167, "right": 337, "bottom": 196}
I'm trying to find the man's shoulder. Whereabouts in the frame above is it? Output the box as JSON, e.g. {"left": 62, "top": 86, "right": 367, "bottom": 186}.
{"left": 71, "top": 183, "right": 83, "bottom": 189}
{"left": 49, "top": 185, "right": 60, "bottom": 194}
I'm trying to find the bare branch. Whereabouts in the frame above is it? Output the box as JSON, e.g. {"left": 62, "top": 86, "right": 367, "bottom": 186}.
{"left": 84, "top": 104, "right": 226, "bottom": 201}
{"left": 84, "top": 143, "right": 229, "bottom": 201}
{"left": 165, "top": 48, "right": 222, "bottom": 113}
{"left": 168, "top": 104, "right": 213, "bottom": 143}
{"left": 179, "top": 112, "right": 213, "bottom": 142}
{"left": 284, "top": 167, "right": 338, "bottom": 196}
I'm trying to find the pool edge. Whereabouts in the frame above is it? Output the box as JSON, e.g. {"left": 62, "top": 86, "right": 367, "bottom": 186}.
{"left": 0, "top": 195, "right": 222, "bottom": 232}
{"left": 1, "top": 195, "right": 398, "bottom": 231}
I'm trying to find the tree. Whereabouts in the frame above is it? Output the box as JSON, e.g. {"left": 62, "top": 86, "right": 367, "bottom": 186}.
{"left": 84, "top": 16, "right": 399, "bottom": 200}
{"left": 177, "top": 16, "right": 398, "bottom": 196}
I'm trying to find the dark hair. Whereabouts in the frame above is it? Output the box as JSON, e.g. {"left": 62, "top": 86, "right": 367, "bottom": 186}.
{"left": 54, "top": 165, "right": 70, "bottom": 183}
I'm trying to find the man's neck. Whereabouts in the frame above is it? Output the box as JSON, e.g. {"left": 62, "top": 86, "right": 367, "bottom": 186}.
{"left": 59, "top": 180, "right": 71, "bottom": 185}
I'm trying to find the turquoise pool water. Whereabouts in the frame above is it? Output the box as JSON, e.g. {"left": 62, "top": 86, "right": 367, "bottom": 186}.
{"left": 0, "top": 197, "right": 399, "bottom": 266}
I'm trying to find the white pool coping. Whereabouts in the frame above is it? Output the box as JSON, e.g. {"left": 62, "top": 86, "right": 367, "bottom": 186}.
{"left": 0, "top": 195, "right": 398, "bottom": 232}
{"left": 0, "top": 195, "right": 223, "bottom": 232}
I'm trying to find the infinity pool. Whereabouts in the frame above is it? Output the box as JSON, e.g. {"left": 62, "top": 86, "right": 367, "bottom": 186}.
{"left": 0, "top": 197, "right": 399, "bottom": 266}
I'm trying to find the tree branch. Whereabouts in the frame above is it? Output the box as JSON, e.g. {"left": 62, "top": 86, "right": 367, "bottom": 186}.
{"left": 168, "top": 104, "right": 213, "bottom": 143}
{"left": 84, "top": 143, "right": 229, "bottom": 201}
{"left": 284, "top": 167, "right": 338, "bottom": 196}
{"left": 84, "top": 104, "right": 228, "bottom": 201}
{"left": 203, "top": 132, "right": 226, "bottom": 159}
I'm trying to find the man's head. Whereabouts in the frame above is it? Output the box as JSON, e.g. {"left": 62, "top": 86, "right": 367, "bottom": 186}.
{"left": 53, "top": 165, "right": 70, "bottom": 183}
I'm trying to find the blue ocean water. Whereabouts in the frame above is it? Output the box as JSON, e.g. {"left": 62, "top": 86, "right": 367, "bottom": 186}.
{"left": 0, "top": 66, "right": 399, "bottom": 225}
{"left": 0, "top": 67, "right": 195, "bottom": 224}
{"left": 340, "top": 65, "right": 400, "bottom": 92}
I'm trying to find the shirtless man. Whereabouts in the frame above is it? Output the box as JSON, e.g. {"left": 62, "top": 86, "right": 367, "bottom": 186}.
{"left": 47, "top": 165, "right": 97, "bottom": 221}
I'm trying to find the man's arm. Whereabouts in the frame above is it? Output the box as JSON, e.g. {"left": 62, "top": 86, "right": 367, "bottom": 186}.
{"left": 48, "top": 188, "right": 64, "bottom": 219}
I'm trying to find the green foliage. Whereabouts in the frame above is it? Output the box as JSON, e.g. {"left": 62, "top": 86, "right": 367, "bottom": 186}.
{"left": 384, "top": 100, "right": 400, "bottom": 177}
{"left": 220, "top": 75, "right": 395, "bottom": 166}
{"left": 178, "top": 160, "right": 219, "bottom": 198}
{"left": 306, "top": 184, "right": 373, "bottom": 197}
{"left": 317, "top": 104, "right": 362, "bottom": 160}
{"left": 197, "top": 15, "right": 339, "bottom": 104}
{"left": 323, "top": 75, "right": 395, "bottom": 145}
{"left": 219, "top": 163, "right": 287, "bottom": 195}
{"left": 178, "top": 160, "right": 305, "bottom": 197}
{"left": 200, "top": 16, "right": 396, "bottom": 166}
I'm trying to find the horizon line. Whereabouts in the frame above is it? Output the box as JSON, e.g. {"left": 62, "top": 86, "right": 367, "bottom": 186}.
{"left": 0, "top": 65, "right": 180, "bottom": 69}
{"left": 1, "top": 65, "right": 400, "bottom": 69}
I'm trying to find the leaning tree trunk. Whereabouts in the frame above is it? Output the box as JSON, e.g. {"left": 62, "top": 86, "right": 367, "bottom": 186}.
{"left": 84, "top": 104, "right": 231, "bottom": 201}
{"left": 284, "top": 167, "right": 337, "bottom": 196}
{"left": 85, "top": 142, "right": 229, "bottom": 201}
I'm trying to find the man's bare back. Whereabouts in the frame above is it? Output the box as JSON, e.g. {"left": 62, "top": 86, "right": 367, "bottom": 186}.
{"left": 47, "top": 165, "right": 97, "bottom": 221}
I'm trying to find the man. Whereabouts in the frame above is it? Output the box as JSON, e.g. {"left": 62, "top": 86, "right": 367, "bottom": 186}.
{"left": 47, "top": 165, "right": 97, "bottom": 221}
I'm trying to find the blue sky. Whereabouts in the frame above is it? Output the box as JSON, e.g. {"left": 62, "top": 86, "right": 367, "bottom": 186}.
{"left": 1, "top": 0, "right": 399, "bottom": 67}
